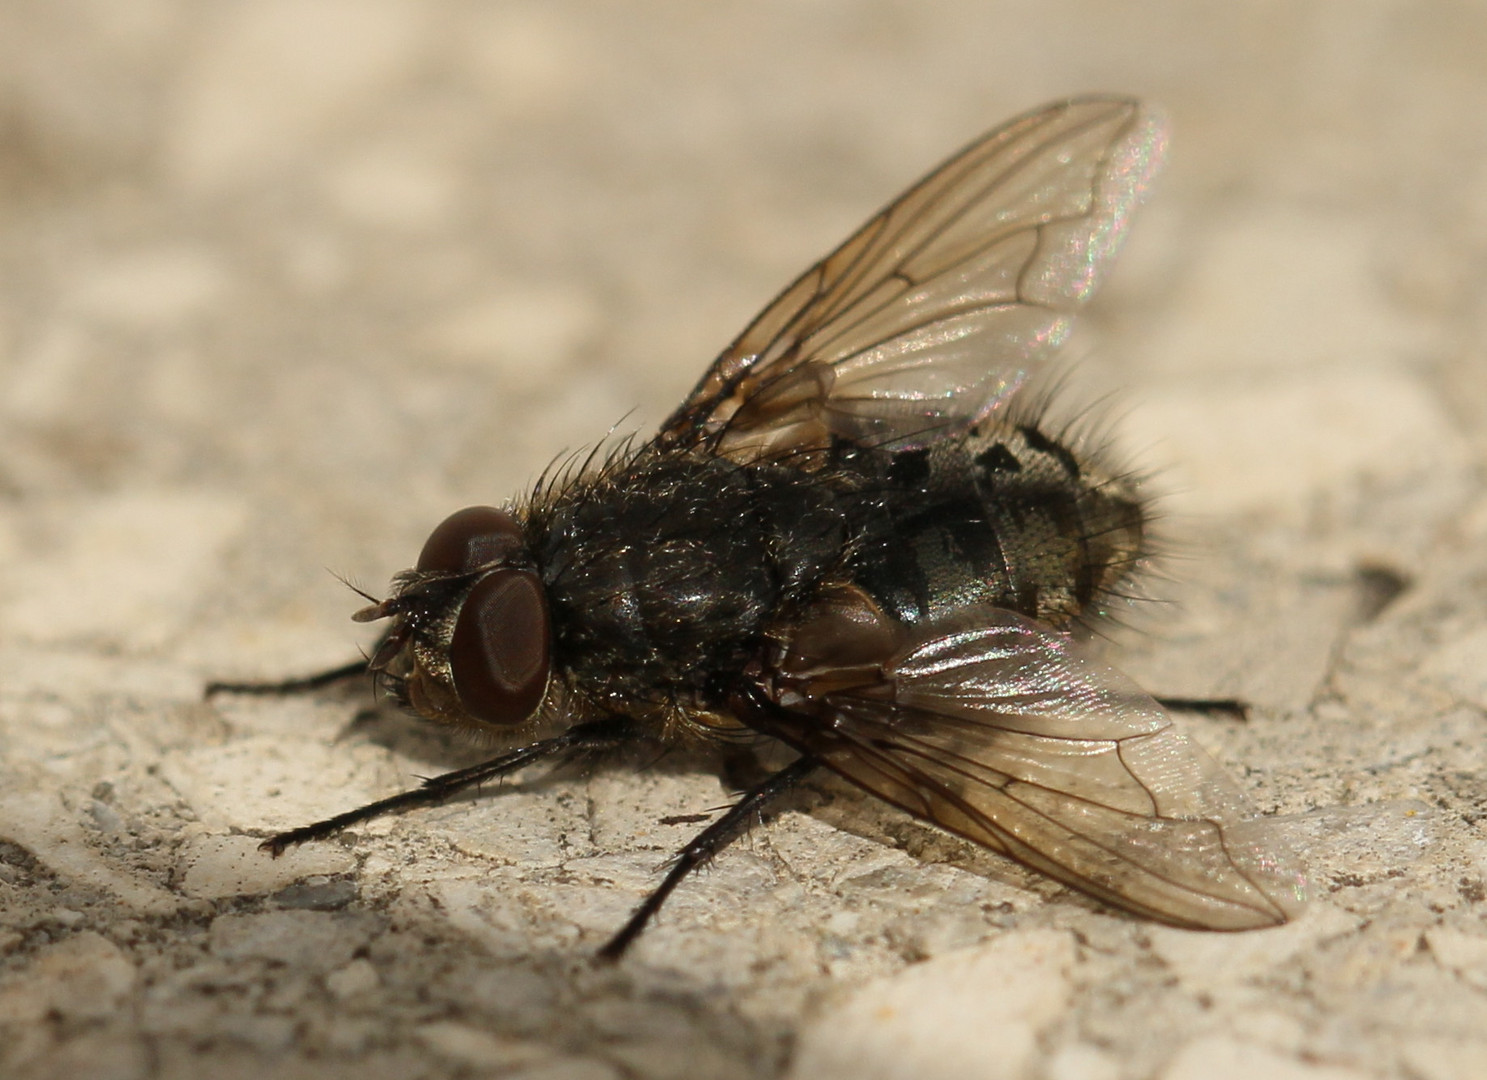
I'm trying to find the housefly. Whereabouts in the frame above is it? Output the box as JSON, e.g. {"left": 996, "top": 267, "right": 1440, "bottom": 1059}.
{"left": 210, "top": 97, "right": 1308, "bottom": 957}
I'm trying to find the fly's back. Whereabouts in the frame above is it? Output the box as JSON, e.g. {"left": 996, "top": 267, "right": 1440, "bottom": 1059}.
{"left": 530, "top": 450, "right": 852, "bottom": 701}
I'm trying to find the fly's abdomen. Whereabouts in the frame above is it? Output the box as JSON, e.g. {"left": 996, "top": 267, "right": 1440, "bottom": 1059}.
{"left": 973, "top": 424, "right": 1145, "bottom": 625}
{"left": 850, "top": 422, "right": 1147, "bottom": 629}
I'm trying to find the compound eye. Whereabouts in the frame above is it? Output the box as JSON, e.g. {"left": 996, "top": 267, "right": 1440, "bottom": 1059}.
{"left": 418, "top": 506, "right": 525, "bottom": 573}
{"left": 448, "top": 568, "right": 551, "bottom": 726}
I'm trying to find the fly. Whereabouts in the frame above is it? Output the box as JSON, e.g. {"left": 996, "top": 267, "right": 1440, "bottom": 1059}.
{"left": 209, "top": 96, "right": 1308, "bottom": 958}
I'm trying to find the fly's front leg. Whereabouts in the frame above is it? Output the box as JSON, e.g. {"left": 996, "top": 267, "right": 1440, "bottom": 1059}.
{"left": 261, "top": 717, "right": 635, "bottom": 853}
{"left": 205, "top": 618, "right": 403, "bottom": 699}
{"left": 205, "top": 658, "right": 372, "bottom": 698}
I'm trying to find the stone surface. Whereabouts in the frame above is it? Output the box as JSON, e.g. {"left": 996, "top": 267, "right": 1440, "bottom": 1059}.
{"left": 787, "top": 929, "right": 1075, "bottom": 1080}
{"left": 4, "top": 3, "right": 1487, "bottom": 1078}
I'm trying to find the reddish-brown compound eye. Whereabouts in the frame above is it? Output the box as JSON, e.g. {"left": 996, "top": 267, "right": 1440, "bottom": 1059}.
{"left": 417, "top": 506, "right": 525, "bottom": 574}
{"left": 448, "top": 568, "right": 551, "bottom": 726}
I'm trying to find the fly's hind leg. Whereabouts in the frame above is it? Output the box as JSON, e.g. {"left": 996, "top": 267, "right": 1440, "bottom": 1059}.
{"left": 598, "top": 754, "right": 820, "bottom": 961}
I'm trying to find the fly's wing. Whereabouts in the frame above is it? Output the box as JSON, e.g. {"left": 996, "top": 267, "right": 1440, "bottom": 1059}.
{"left": 753, "top": 609, "right": 1308, "bottom": 930}
{"left": 658, "top": 96, "right": 1168, "bottom": 461}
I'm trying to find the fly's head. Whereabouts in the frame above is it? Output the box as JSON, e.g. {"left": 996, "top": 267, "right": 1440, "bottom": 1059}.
{"left": 355, "top": 505, "right": 552, "bottom": 731}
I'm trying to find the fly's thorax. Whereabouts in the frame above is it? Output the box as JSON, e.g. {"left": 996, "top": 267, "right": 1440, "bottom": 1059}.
{"left": 529, "top": 449, "right": 854, "bottom": 702}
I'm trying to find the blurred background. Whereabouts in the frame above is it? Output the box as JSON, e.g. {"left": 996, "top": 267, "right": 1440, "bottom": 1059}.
{"left": 2, "top": 2, "right": 1481, "bottom": 664}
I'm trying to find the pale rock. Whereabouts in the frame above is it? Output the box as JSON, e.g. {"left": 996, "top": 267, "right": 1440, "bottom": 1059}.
{"left": 419, "top": 285, "right": 600, "bottom": 381}
{"left": 207, "top": 909, "right": 372, "bottom": 968}
{"left": 166, "top": 0, "right": 434, "bottom": 191}
{"left": 0, "top": 791, "right": 179, "bottom": 916}
{"left": 787, "top": 930, "right": 1074, "bottom": 1080}
{"left": 0, "top": 932, "right": 135, "bottom": 1024}
{"left": 413, "top": 1023, "right": 552, "bottom": 1070}
{"left": 1137, "top": 212, "right": 1428, "bottom": 376}
{"left": 1159, "top": 1036, "right": 1369, "bottom": 1080}
{"left": 1128, "top": 365, "right": 1465, "bottom": 518}
{"left": 0, "top": 491, "right": 245, "bottom": 651}
{"left": 324, "top": 146, "right": 461, "bottom": 229}
{"left": 1400, "top": 1037, "right": 1487, "bottom": 1080}
{"left": 67, "top": 245, "right": 229, "bottom": 328}
{"left": 176, "top": 832, "right": 356, "bottom": 899}
{"left": 324, "top": 957, "right": 380, "bottom": 999}
{"left": 1419, "top": 629, "right": 1487, "bottom": 710}
{"left": 157, "top": 734, "right": 401, "bottom": 833}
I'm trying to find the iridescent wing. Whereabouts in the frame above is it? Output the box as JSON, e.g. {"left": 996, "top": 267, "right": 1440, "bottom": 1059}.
{"left": 658, "top": 96, "right": 1168, "bottom": 461}
{"left": 750, "top": 607, "right": 1307, "bottom": 929}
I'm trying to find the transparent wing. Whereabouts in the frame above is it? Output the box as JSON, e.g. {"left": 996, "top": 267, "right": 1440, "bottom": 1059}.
{"left": 658, "top": 96, "right": 1168, "bottom": 460}
{"left": 754, "top": 609, "right": 1308, "bottom": 929}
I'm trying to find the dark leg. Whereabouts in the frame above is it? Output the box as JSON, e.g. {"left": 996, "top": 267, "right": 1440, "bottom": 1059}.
{"left": 1155, "top": 696, "right": 1249, "bottom": 720}
{"left": 205, "top": 658, "right": 371, "bottom": 699}
{"left": 260, "top": 717, "right": 633, "bottom": 854}
{"left": 597, "top": 754, "right": 820, "bottom": 962}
